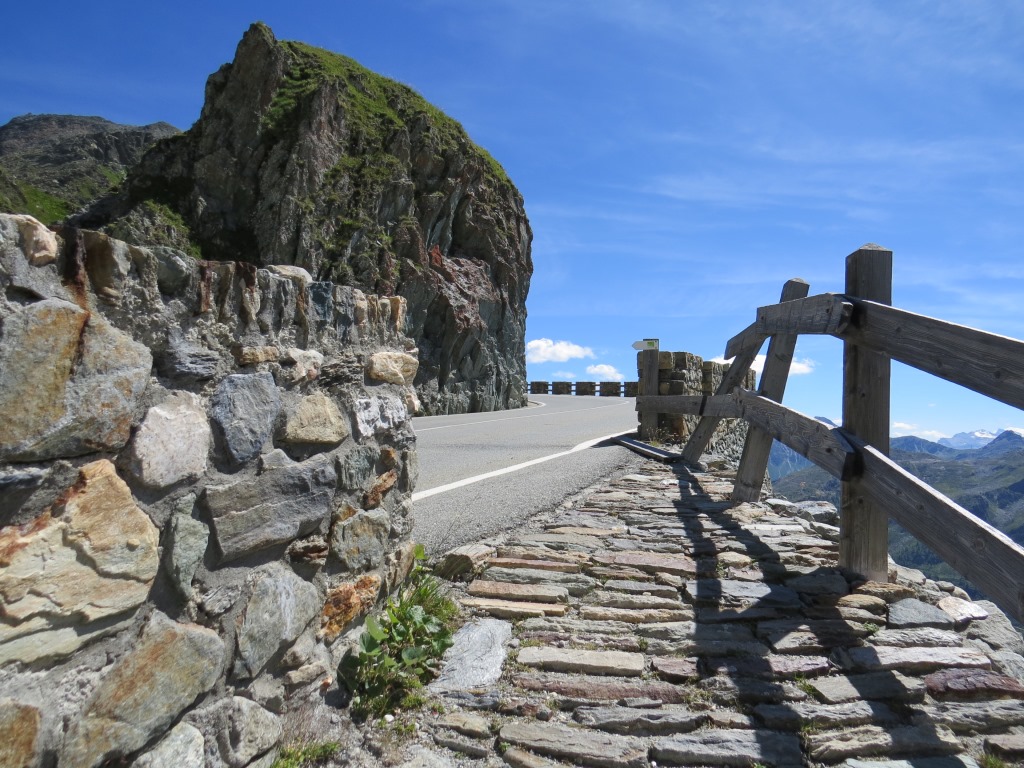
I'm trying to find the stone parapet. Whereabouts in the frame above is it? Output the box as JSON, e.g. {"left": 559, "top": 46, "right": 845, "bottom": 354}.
{"left": 0, "top": 214, "right": 420, "bottom": 766}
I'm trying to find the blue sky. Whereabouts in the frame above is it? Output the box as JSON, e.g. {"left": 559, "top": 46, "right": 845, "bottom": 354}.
{"left": 4, "top": 1, "right": 1024, "bottom": 439}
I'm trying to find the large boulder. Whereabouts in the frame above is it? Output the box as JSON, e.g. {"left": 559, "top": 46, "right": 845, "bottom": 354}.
{"left": 76, "top": 23, "right": 532, "bottom": 414}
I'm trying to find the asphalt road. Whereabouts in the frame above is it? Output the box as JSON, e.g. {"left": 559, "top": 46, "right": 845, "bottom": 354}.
{"left": 410, "top": 395, "right": 646, "bottom": 555}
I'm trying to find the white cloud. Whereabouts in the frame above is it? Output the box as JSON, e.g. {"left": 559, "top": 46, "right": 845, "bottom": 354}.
{"left": 709, "top": 355, "right": 815, "bottom": 376}
{"left": 526, "top": 338, "right": 595, "bottom": 363}
{"left": 891, "top": 422, "right": 949, "bottom": 441}
{"left": 586, "top": 364, "right": 625, "bottom": 382}
{"left": 552, "top": 370, "right": 577, "bottom": 379}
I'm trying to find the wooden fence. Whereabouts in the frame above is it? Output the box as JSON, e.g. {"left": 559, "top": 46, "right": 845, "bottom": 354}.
{"left": 636, "top": 244, "right": 1024, "bottom": 623}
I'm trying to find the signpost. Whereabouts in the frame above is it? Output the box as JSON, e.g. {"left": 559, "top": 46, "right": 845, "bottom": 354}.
{"left": 636, "top": 339, "right": 660, "bottom": 439}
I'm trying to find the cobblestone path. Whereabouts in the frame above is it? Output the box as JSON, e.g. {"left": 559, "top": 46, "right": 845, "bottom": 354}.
{"left": 380, "top": 460, "right": 1024, "bottom": 767}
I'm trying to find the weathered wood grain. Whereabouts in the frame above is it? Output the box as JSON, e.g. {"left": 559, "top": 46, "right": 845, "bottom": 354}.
{"left": 635, "top": 394, "right": 738, "bottom": 417}
{"left": 841, "top": 244, "right": 892, "bottom": 583}
{"left": 839, "top": 299, "right": 1024, "bottom": 411}
{"left": 849, "top": 439, "right": 1024, "bottom": 623}
{"left": 732, "top": 389, "right": 858, "bottom": 480}
{"left": 724, "top": 294, "right": 852, "bottom": 359}
{"left": 732, "top": 279, "right": 809, "bottom": 502}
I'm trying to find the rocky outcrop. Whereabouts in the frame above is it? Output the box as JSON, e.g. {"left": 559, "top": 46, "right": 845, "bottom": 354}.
{"left": 77, "top": 23, "right": 533, "bottom": 414}
{"left": 0, "top": 114, "right": 179, "bottom": 224}
{"left": 0, "top": 213, "right": 420, "bottom": 766}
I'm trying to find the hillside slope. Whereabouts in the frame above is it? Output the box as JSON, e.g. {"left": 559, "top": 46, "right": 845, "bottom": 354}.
{"left": 775, "top": 431, "right": 1024, "bottom": 594}
{"left": 0, "top": 114, "right": 178, "bottom": 223}
{"left": 76, "top": 23, "right": 533, "bottom": 414}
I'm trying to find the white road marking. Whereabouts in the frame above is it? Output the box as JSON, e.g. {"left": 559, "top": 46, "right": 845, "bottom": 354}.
{"left": 411, "top": 429, "right": 634, "bottom": 501}
{"left": 414, "top": 400, "right": 632, "bottom": 433}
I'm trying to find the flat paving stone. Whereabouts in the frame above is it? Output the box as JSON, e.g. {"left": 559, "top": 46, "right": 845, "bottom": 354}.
{"left": 432, "top": 732, "right": 490, "bottom": 758}
{"left": 843, "top": 759, "right": 981, "bottom": 768}
{"left": 518, "top": 533, "right": 606, "bottom": 550}
{"left": 937, "top": 596, "right": 989, "bottom": 625}
{"left": 519, "top": 617, "right": 635, "bottom": 636}
{"left": 853, "top": 581, "right": 917, "bottom": 602}
{"left": 985, "top": 733, "right": 1024, "bottom": 759}
{"left": 482, "top": 568, "right": 598, "bottom": 595}
{"left": 846, "top": 645, "right": 991, "bottom": 673}
{"left": 869, "top": 627, "right": 963, "bottom": 647}
{"left": 436, "top": 712, "right": 491, "bottom": 739}
{"left": 888, "top": 598, "right": 955, "bottom": 629}
{"left": 579, "top": 606, "right": 693, "bottom": 624}
{"left": 805, "top": 724, "right": 961, "bottom": 762}
{"left": 809, "top": 671, "right": 926, "bottom": 703}
{"left": 546, "top": 526, "right": 624, "bottom": 536}
{"left": 911, "top": 699, "right": 1024, "bottom": 732}
{"left": 753, "top": 699, "right": 900, "bottom": 729}
{"left": 460, "top": 598, "right": 568, "bottom": 619}
{"left": 705, "top": 654, "right": 832, "bottom": 680}
{"left": 499, "top": 721, "right": 647, "bottom": 768}
{"left": 924, "top": 667, "right": 1024, "bottom": 699}
{"left": 651, "top": 657, "right": 699, "bottom": 682}
{"left": 592, "top": 551, "right": 697, "bottom": 576}
{"left": 496, "top": 546, "right": 588, "bottom": 564}
{"left": 584, "top": 590, "right": 682, "bottom": 611}
{"left": 502, "top": 746, "right": 561, "bottom": 768}
{"left": 602, "top": 580, "right": 679, "bottom": 598}
{"left": 516, "top": 647, "right": 644, "bottom": 677}
{"left": 486, "top": 557, "right": 582, "bottom": 573}
{"left": 513, "top": 672, "right": 691, "bottom": 703}
{"left": 574, "top": 705, "right": 705, "bottom": 735}
{"left": 430, "top": 618, "right": 511, "bottom": 693}
{"left": 467, "top": 580, "right": 569, "bottom": 604}
{"left": 684, "top": 579, "right": 801, "bottom": 608}
{"left": 652, "top": 728, "right": 803, "bottom": 767}
{"left": 831, "top": 593, "right": 888, "bottom": 614}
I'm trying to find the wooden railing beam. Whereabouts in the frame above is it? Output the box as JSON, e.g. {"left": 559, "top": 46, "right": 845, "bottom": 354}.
{"left": 839, "top": 299, "right": 1024, "bottom": 413}
{"left": 636, "top": 394, "right": 738, "bottom": 418}
{"left": 732, "top": 279, "right": 810, "bottom": 502}
{"left": 848, "top": 438, "right": 1024, "bottom": 623}
{"left": 732, "top": 389, "right": 860, "bottom": 481}
{"left": 724, "top": 294, "right": 853, "bottom": 359}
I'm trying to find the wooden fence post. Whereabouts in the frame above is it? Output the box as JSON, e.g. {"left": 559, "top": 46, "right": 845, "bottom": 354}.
{"left": 639, "top": 348, "right": 660, "bottom": 440}
{"left": 841, "top": 244, "right": 893, "bottom": 582}
{"left": 732, "top": 278, "right": 810, "bottom": 501}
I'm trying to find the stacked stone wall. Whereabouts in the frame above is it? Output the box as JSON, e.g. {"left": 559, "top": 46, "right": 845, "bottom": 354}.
{"left": 0, "top": 214, "right": 422, "bottom": 767}
{"left": 638, "top": 350, "right": 757, "bottom": 464}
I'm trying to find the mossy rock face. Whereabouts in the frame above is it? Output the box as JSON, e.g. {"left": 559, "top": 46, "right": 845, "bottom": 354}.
{"left": 78, "top": 22, "right": 533, "bottom": 415}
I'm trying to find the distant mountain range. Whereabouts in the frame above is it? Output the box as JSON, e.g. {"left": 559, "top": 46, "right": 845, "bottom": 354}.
{"left": 772, "top": 429, "right": 1024, "bottom": 596}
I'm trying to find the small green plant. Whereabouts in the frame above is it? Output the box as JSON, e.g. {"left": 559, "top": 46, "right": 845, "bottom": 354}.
{"left": 270, "top": 742, "right": 339, "bottom": 768}
{"left": 339, "top": 545, "right": 457, "bottom": 718}
{"left": 862, "top": 621, "right": 881, "bottom": 635}
{"left": 979, "top": 755, "right": 1008, "bottom": 768}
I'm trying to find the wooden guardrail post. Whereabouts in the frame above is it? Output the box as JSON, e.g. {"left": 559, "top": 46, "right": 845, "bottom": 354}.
{"left": 841, "top": 244, "right": 893, "bottom": 582}
{"left": 639, "top": 348, "right": 660, "bottom": 440}
{"left": 732, "top": 278, "right": 810, "bottom": 501}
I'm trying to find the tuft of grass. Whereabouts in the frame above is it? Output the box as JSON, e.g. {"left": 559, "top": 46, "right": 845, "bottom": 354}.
{"left": 270, "top": 742, "right": 339, "bottom": 768}
{"left": 979, "top": 755, "right": 1009, "bottom": 768}
{"left": 339, "top": 545, "right": 458, "bottom": 718}
{"left": 18, "top": 183, "right": 71, "bottom": 224}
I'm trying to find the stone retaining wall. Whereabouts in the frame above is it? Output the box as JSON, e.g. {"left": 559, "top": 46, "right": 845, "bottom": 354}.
{"left": 640, "top": 350, "right": 758, "bottom": 463}
{"left": 0, "top": 214, "right": 421, "bottom": 767}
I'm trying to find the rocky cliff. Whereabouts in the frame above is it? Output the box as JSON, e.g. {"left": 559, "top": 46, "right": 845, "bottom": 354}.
{"left": 77, "top": 23, "right": 533, "bottom": 414}
{"left": 0, "top": 114, "right": 179, "bottom": 224}
{"left": 0, "top": 213, "right": 422, "bottom": 766}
